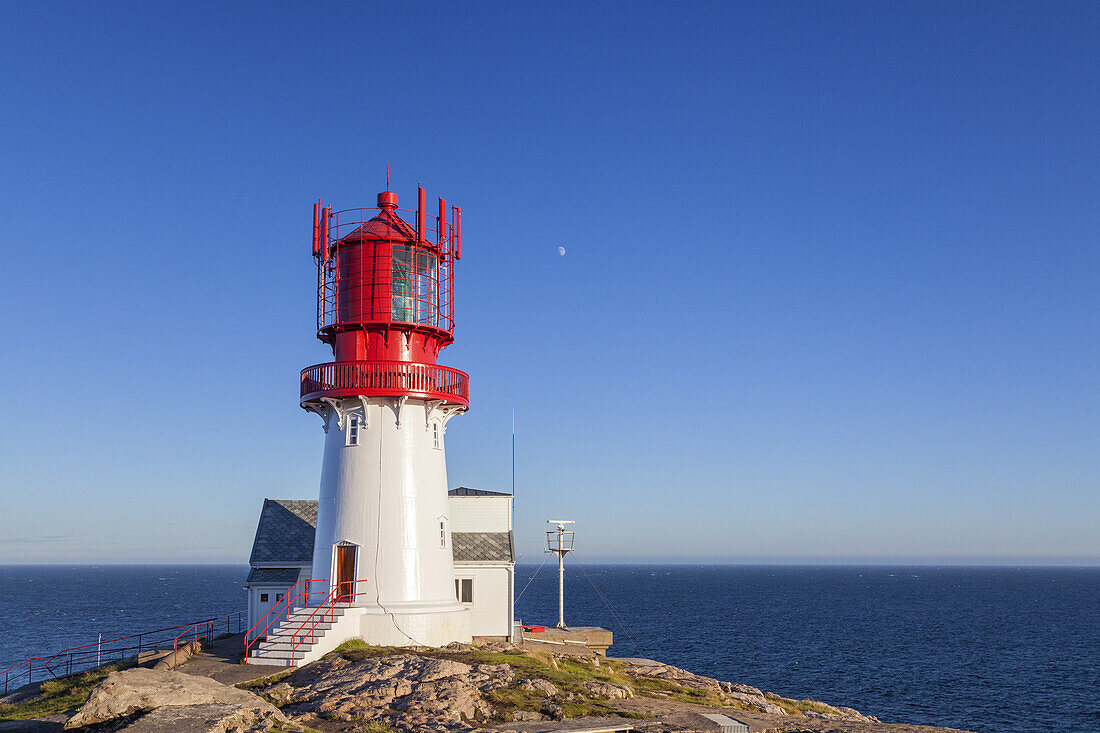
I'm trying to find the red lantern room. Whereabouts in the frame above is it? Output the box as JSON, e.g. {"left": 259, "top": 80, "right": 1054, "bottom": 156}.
{"left": 300, "top": 184, "right": 468, "bottom": 408}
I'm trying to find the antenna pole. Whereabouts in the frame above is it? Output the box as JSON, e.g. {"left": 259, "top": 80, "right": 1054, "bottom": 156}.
{"left": 512, "top": 410, "right": 515, "bottom": 497}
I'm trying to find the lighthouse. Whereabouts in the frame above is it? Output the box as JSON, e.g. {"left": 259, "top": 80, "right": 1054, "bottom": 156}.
{"left": 298, "top": 182, "right": 471, "bottom": 647}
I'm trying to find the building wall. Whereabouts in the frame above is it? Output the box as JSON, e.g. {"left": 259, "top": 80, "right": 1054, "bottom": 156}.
{"left": 247, "top": 585, "right": 292, "bottom": 632}
{"left": 454, "top": 564, "right": 514, "bottom": 638}
{"left": 449, "top": 496, "right": 513, "bottom": 533}
{"left": 246, "top": 566, "right": 311, "bottom": 632}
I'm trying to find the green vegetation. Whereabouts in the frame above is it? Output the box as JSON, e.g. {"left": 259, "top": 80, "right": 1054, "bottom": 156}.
{"left": 354, "top": 721, "right": 399, "bottom": 733}
{"left": 332, "top": 644, "right": 728, "bottom": 720}
{"left": 236, "top": 669, "right": 293, "bottom": 689}
{"left": 0, "top": 660, "right": 135, "bottom": 721}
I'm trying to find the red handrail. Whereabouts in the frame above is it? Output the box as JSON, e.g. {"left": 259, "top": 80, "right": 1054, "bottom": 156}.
{"left": 243, "top": 578, "right": 321, "bottom": 660}
{"left": 288, "top": 580, "right": 370, "bottom": 657}
{"left": 171, "top": 620, "right": 214, "bottom": 669}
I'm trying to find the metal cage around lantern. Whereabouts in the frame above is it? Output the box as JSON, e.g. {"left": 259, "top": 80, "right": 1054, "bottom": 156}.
{"left": 313, "top": 195, "right": 462, "bottom": 341}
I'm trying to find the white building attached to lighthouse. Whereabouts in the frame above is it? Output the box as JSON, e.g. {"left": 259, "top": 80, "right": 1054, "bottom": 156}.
{"left": 245, "top": 489, "right": 515, "bottom": 657}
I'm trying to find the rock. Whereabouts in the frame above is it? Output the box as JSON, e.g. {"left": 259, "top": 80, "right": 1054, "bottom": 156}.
{"left": 64, "top": 668, "right": 285, "bottom": 730}
{"left": 442, "top": 641, "right": 475, "bottom": 652}
{"left": 470, "top": 640, "right": 521, "bottom": 653}
{"left": 509, "top": 710, "right": 546, "bottom": 722}
{"left": 518, "top": 678, "right": 558, "bottom": 696}
{"left": 539, "top": 699, "right": 565, "bottom": 720}
{"left": 282, "top": 653, "right": 495, "bottom": 731}
{"left": 114, "top": 703, "right": 279, "bottom": 732}
{"left": 580, "top": 681, "right": 633, "bottom": 699}
{"left": 474, "top": 663, "right": 513, "bottom": 692}
{"left": 262, "top": 682, "right": 298, "bottom": 707}
{"left": 151, "top": 641, "right": 202, "bottom": 670}
{"left": 622, "top": 661, "right": 786, "bottom": 715}
{"left": 726, "top": 691, "right": 786, "bottom": 715}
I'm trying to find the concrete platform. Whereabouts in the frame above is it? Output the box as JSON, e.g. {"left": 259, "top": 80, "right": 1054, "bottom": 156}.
{"left": 517, "top": 625, "right": 613, "bottom": 656}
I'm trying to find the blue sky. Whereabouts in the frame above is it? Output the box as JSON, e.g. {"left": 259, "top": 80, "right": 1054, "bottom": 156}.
{"left": 1, "top": 2, "right": 1097, "bottom": 564}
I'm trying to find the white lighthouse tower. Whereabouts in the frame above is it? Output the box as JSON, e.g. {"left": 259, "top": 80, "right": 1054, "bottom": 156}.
{"left": 298, "top": 184, "right": 471, "bottom": 648}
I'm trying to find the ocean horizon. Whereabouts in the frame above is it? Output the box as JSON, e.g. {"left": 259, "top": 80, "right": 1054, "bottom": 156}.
{"left": 2, "top": 564, "right": 1097, "bottom": 733}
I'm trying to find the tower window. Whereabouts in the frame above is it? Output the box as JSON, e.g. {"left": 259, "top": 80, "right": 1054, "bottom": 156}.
{"left": 439, "top": 519, "right": 448, "bottom": 548}
{"left": 455, "top": 578, "right": 473, "bottom": 603}
{"left": 432, "top": 423, "right": 440, "bottom": 449}
{"left": 346, "top": 415, "right": 360, "bottom": 446}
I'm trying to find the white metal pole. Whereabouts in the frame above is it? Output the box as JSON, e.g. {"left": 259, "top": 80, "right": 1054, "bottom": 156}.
{"left": 97, "top": 634, "right": 101, "bottom": 667}
{"left": 557, "top": 525, "right": 566, "bottom": 629}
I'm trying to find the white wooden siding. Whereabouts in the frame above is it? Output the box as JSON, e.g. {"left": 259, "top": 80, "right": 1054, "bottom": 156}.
{"left": 454, "top": 564, "right": 513, "bottom": 638}
{"left": 449, "top": 496, "right": 512, "bottom": 533}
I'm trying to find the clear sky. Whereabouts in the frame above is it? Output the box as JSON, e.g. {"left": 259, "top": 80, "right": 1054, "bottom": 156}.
{"left": 1, "top": 2, "right": 1097, "bottom": 565}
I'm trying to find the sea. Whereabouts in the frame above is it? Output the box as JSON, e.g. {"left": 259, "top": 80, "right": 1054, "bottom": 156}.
{"left": 1, "top": 565, "right": 1097, "bottom": 733}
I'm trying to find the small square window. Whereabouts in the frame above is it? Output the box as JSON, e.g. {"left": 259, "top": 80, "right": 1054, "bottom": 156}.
{"left": 275, "top": 593, "right": 284, "bottom": 602}
{"left": 346, "top": 416, "right": 360, "bottom": 446}
{"left": 455, "top": 578, "right": 473, "bottom": 603}
{"left": 260, "top": 593, "right": 269, "bottom": 603}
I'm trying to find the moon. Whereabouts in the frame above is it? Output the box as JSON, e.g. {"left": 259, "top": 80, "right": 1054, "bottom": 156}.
{"left": 558, "top": 246, "right": 566, "bottom": 256}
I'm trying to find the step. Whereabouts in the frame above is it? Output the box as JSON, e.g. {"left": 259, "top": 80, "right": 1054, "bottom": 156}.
{"left": 265, "top": 628, "right": 330, "bottom": 640}
{"left": 270, "top": 621, "right": 336, "bottom": 633}
{"left": 256, "top": 641, "right": 315, "bottom": 653}
{"left": 288, "top": 607, "right": 346, "bottom": 618}
{"left": 247, "top": 647, "right": 303, "bottom": 660}
{"left": 247, "top": 654, "right": 298, "bottom": 668}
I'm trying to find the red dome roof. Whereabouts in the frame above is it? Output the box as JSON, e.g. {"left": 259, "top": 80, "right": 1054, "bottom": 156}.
{"left": 339, "top": 207, "right": 418, "bottom": 244}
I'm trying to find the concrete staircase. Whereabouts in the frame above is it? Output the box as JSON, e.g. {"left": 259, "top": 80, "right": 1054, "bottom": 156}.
{"left": 247, "top": 606, "right": 354, "bottom": 667}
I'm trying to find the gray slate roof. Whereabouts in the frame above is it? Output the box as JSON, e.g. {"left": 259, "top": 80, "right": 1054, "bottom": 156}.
{"left": 247, "top": 567, "right": 303, "bottom": 585}
{"left": 448, "top": 487, "right": 511, "bottom": 497}
{"left": 452, "top": 531, "right": 514, "bottom": 563}
{"left": 249, "top": 499, "right": 513, "bottom": 565}
{"left": 248, "top": 499, "right": 317, "bottom": 564}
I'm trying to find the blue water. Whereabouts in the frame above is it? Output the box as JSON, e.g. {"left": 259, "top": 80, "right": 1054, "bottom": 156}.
{"left": 2, "top": 565, "right": 1097, "bottom": 733}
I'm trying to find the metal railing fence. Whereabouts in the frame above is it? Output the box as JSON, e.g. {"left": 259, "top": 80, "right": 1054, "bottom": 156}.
{"left": 1, "top": 611, "right": 245, "bottom": 694}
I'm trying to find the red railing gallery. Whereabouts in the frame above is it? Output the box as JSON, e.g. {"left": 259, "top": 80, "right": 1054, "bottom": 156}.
{"left": 301, "top": 360, "right": 469, "bottom": 406}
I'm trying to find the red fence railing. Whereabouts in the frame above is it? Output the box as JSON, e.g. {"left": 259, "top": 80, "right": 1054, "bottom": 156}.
{"left": 1, "top": 612, "right": 245, "bottom": 694}
{"left": 300, "top": 361, "right": 469, "bottom": 406}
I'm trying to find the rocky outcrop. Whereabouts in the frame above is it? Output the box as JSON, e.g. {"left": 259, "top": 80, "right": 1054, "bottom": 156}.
{"left": 284, "top": 653, "right": 497, "bottom": 731}
{"left": 621, "top": 662, "right": 785, "bottom": 716}
{"left": 580, "top": 681, "right": 634, "bottom": 699}
{"left": 518, "top": 678, "right": 558, "bottom": 696}
{"left": 112, "top": 703, "right": 278, "bottom": 732}
{"left": 64, "top": 668, "right": 286, "bottom": 730}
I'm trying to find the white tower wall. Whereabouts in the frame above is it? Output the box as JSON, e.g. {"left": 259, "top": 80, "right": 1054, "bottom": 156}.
{"left": 309, "top": 396, "right": 470, "bottom": 647}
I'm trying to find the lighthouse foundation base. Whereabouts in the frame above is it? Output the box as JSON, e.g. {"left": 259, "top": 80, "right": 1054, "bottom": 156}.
{"left": 354, "top": 604, "right": 471, "bottom": 648}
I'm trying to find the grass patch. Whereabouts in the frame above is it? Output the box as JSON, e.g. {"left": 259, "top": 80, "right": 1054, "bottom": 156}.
{"left": 0, "top": 663, "right": 128, "bottom": 721}
{"left": 236, "top": 669, "right": 293, "bottom": 689}
{"left": 354, "top": 722, "right": 399, "bottom": 733}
